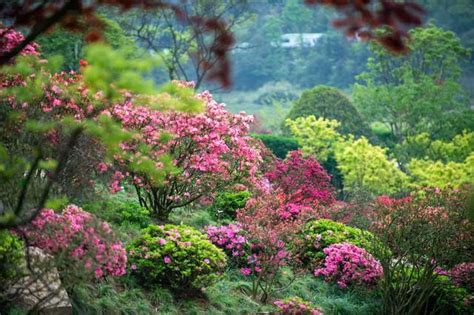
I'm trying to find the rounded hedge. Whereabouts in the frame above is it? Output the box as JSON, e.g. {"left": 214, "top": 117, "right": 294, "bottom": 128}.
{"left": 128, "top": 224, "right": 227, "bottom": 291}
{"left": 283, "top": 85, "right": 371, "bottom": 138}
{"left": 300, "top": 219, "right": 374, "bottom": 267}
{"left": 211, "top": 190, "right": 251, "bottom": 220}
{"left": 0, "top": 230, "right": 24, "bottom": 291}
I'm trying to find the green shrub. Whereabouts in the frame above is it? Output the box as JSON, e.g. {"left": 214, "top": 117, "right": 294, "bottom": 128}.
{"left": 283, "top": 85, "right": 371, "bottom": 138}
{"left": 83, "top": 197, "right": 151, "bottom": 228}
{"left": 0, "top": 230, "right": 24, "bottom": 291}
{"left": 128, "top": 224, "right": 227, "bottom": 291}
{"left": 300, "top": 219, "right": 374, "bottom": 267}
{"left": 253, "top": 134, "right": 300, "bottom": 159}
{"left": 211, "top": 190, "right": 251, "bottom": 220}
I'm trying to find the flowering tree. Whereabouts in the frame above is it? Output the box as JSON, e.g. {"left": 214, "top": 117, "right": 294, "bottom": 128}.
{"left": 109, "top": 89, "right": 261, "bottom": 221}
{"left": 265, "top": 150, "right": 334, "bottom": 209}
{"left": 236, "top": 188, "right": 315, "bottom": 302}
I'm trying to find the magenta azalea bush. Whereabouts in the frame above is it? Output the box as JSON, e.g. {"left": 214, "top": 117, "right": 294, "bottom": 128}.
{"left": 17, "top": 204, "right": 127, "bottom": 278}
{"left": 273, "top": 297, "right": 323, "bottom": 315}
{"left": 314, "top": 243, "right": 383, "bottom": 289}
{"left": 206, "top": 223, "right": 248, "bottom": 260}
{"left": 450, "top": 262, "right": 474, "bottom": 291}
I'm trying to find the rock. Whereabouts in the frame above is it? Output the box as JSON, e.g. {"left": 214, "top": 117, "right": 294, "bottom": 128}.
{"left": 7, "top": 247, "right": 72, "bottom": 314}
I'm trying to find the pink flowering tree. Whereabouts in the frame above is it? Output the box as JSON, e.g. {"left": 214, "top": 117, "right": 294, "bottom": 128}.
{"left": 314, "top": 243, "right": 383, "bottom": 289}
{"left": 265, "top": 150, "right": 335, "bottom": 214}
{"left": 236, "top": 187, "right": 315, "bottom": 303}
{"left": 108, "top": 89, "right": 261, "bottom": 221}
{"left": 16, "top": 204, "right": 127, "bottom": 281}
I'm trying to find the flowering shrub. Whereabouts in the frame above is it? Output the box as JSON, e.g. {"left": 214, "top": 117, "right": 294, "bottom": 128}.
{"left": 314, "top": 243, "right": 383, "bottom": 289}
{"left": 236, "top": 189, "right": 314, "bottom": 302}
{"left": 300, "top": 219, "right": 375, "bottom": 268}
{"left": 368, "top": 186, "right": 474, "bottom": 314}
{"left": 206, "top": 223, "right": 249, "bottom": 264}
{"left": 17, "top": 205, "right": 127, "bottom": 279}
{"left": 274, "top": 297, "right": 323, "bottom": 315}
{"left": 265, "top": 150, "right": 334, "bottom": 209}
{"left": 0, "top": 230, "right": 24, "bottom": 291}
{"left": 0, "top": 28, "right": 39, "bottom": 58}
{"left": 109, "top": 89, "right": 262, "bottom": 221}
{"left": 128, "top": 224, "right": 226, "bottom": 291}
{"left": 450, "top": 263, "right": 474, "bottom": 292}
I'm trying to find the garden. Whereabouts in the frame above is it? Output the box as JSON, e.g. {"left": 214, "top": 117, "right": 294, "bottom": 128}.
{"left": 0, "top": 1, "right": 473, "bottom": 314}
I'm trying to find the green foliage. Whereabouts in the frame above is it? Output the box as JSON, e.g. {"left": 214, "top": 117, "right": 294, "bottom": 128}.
{"left": 334, "top": 137, "right": 408, "bottom": 196}
{"left": 83, "top": 195, "right": 151, "bottom": 229}
{"left": 286, "top": 116, "right": 341, "bottom": 162}
{"left": 128, "top": 224, "right": 227, "bottom": 291}
{"left": 253, "top": 134, "right": 300, "bottom": 159}
{"left": 211, "top": 190, "right": 251, "bottom": 221}
{"left": 37, "top": 15, "right": 138, "bottom": 71}
{"left": 396, "top": 131, "right": 474, "bottom": 165}
{"left": 288, "top": 116, "right": 408, "bottom": 195}
{"left": 407, "top": 153, "right": 474, "bottom": 188}
{"left": 353, "top": 24, "right": 471, "bottom": 144}
{"left": 300, "top": 219, "right": 375, "bottom": 268}
{"left": 284, "top": 85, "right": 370, "bottom": 138}
{"left": 0, "top": 230, "right": 24, "bottom": 292}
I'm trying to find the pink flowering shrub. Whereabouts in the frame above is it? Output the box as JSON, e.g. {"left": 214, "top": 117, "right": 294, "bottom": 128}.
{"left": 109, "top": 89, "right": 262, "bottom": 221}
{"left": 299, "top": 219, "right": 375, "bottom": 269}
{"left": 206, "top": 223, "right": 249, "bottom": 264}
{"left": 0, "top": 27, "right": 39, "bottom": 58}
{"left": 236, "top": 188, "right": 314, "bottom": 302}
{"left": 314, "top": 243, "right": 383, "bottom": 289}
{"left": 128, "top": 224, "right": 227, "bottom": 291}
{"left": 17, "top": 205, "right": 127, "bottom": 279}
{"left": 273, "top": 297, "right": 323, "bottom": 315}
{"left": 450, "top": 263, "right": 474, "bottom": 292}
{"left": 265, "top": 150, "right": 334, "bottom": 211}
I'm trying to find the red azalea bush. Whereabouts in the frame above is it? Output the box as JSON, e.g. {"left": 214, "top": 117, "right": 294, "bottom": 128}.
{"left": 314, "top": 243, "right": 383, "bottom": 289}
{"left": 273, "top": 297, "right": 324, "bottom": 315}
{"left": 17, "top": 204, "right": 127, "bottom": 279}
{"left": 109, "top": 90, "right": 262, "bottom": 221}
{"left": 265, "top": 150, "right": 334, "bottom": 210}
{"left": 371, "top": 186, "right": 473, "bottom": 267}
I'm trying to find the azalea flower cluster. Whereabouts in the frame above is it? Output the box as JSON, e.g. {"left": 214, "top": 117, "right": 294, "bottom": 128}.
{"left": 314, "top": 243, "right": 383, "bottom": 289}
{"left": 0, "top": 28, "right": 39, "bottom": 58}
{"left": 450, "top": 262, "right": 474, "bottom": 291}
{"left": 17, "top": 205, "right": 127, "bottom": 278}
{"left": 273, "top": 297, "right": 323, "bottom": 315}
{"left": 206, "top": 223, "right": 248, "bottom": 258}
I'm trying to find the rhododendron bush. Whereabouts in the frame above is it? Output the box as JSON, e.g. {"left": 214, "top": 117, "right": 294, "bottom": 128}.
{"left": 16, "top": 204, "right": 127, "bottom": 279}
{"left": 273, "top": 297, "right": 323, "bottom": 315}
{"left": 299, "top": 219, "right": 375, "bottom": 269}
{"left": 128, "top": 224, "right": 227, "bottom": 291}
{"left": 108, "top": 89, "right": 261, "bottom": 221}
{"left": 0, "top": 28, "right": 204, "bottom": 229}
{"left": 206, "top": 223, "right": 249, "bottom": 264}
{"left": 265, "top": 150, "right": 334, "bottom": 210}
{"left": 235, "top": 188, "right": 316, "bottom": 302}
{"left": 314, "top": 243, "right": 383, "bottom": 289}
{"left": 368, "top": 186, "right": 474, "bottom": 314}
